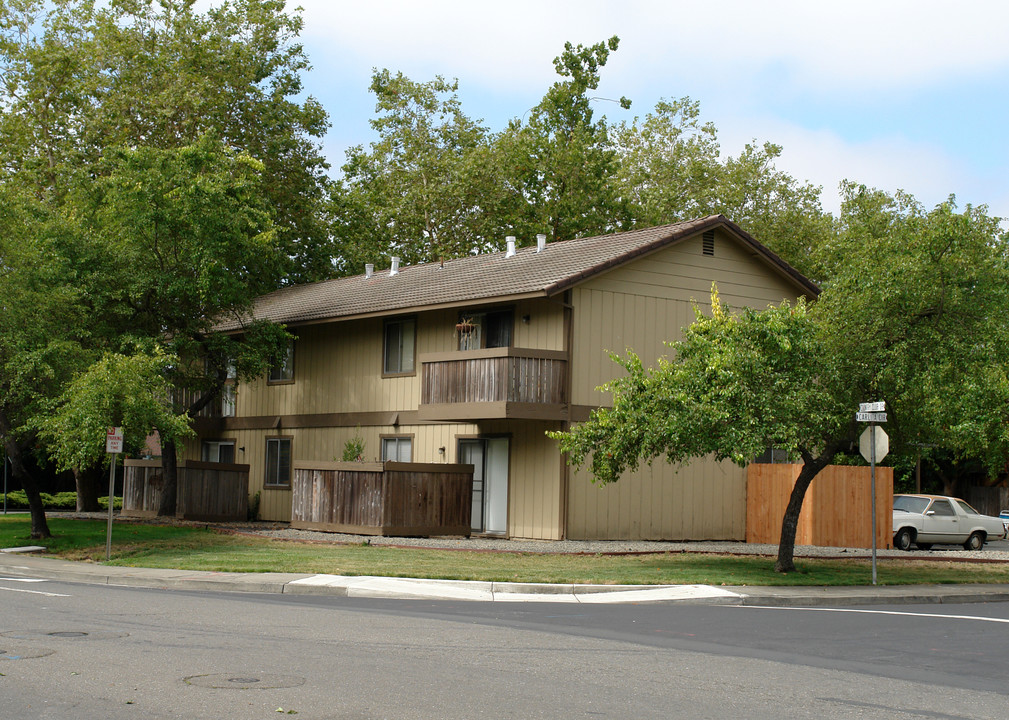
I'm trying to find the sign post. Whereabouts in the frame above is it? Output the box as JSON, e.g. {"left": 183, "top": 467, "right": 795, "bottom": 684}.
{"left": 105, "top": 427, "right": 123, "bottom": 561}
{"left": 857, "top": 404, "right": 888, "bottom": 585}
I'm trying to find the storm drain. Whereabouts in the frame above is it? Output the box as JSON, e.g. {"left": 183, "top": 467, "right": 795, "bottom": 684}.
{"left": 0, "top": 642, "right": 55, "bottom": 660}
{"left": 1, "top": 630, "right": 128, "bottom": 642}
{"left": 184, "top": 674, "right": 306, "bottom": 689}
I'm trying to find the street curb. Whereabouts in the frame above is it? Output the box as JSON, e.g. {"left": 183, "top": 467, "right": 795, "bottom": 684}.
{"left": 3, "top": 555, "right": 1009, "bottom": 606}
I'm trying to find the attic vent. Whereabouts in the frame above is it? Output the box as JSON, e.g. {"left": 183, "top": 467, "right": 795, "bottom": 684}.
{"left": 702, "top": 230, "right": 715, "bottom": 256}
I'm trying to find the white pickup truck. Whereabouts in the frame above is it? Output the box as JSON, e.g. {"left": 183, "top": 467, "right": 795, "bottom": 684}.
{"left": 892, "top": 494, "right": 1008, "bottom": 551}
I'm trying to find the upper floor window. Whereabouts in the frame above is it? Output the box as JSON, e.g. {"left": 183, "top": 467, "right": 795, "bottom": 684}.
{"left": 221, "top": 383, "right": 236, "bottom": 417}
{"left": 384, "top": 317, "right": 416, "bottom": 375}
{"left": 269, "top": 340, "right": 295, "bottom": 383}
{"left": 457, "top": 309, "right": 512, "bottom": 351}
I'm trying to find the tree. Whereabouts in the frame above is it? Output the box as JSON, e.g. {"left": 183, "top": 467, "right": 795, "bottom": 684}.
{"left": 495, "top": 36, "right": 632, "bottom": 244}
{"left": 0, "top": 184, "right": 91, "bottom": 537}
{"left": 613, "top": 98, "right": 835, "bottom": 282}
{"left": 551, "top": 293, "right": 855, "bottom": 572}
{"left": 0, "top": 0, "right": 333, "bottom": 283}
{"left": 41, "top": 348, "right": 193, "bottom": 474}
{"left": 69, "top": 134, "right": 291, "bottom": 515}
{"left": 820, "top": 185, "right": 1009, "bottom": 492}
{"left": 335, "top": 71, "right": 501, "bottom": 268}
{"left": 552, "top": 192, "right": 1009, "bottom": 572}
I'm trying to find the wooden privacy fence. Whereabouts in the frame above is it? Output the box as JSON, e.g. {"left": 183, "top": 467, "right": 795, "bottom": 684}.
{"left": 122, "top": 459, "right": 249, "bottom": 522}
{"left": 747, "top": 464, "right": 893, "bottom": 549}
{"left": 291, "top": 461, "right": 474, "bottom": 536}
{"left": 964, "top": 486, "right": 1009, "bottom": 517}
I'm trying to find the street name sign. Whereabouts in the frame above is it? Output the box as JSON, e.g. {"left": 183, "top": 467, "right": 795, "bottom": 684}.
{"left": 859, "top": 402, "right": 885, "bottom": 413}
{"left": 855, "top": 412, "right": 887, "bottom": 423}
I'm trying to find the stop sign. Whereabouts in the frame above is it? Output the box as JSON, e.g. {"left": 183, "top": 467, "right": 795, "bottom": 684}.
{"left": 859, "top": 426, "right": 888, "bottom": 463}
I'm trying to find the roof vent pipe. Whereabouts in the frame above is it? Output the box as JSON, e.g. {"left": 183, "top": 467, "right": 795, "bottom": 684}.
{"left": 536, "top": 233, "right": 547, "bottom": 252}
{"left": 390, "top": 256, "right": 400, "bottom": 276}
{"left": 505, "top": 236, "right": 516, "bottom": 258}
{"left": 365, "top": 263, "right": 374, "bottom": 279}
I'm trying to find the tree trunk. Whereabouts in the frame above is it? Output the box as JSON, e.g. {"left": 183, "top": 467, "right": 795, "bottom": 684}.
{"left": 157, "top": 436, "right": 178, "bottom": 517}
{"left": 774, "top": 445, "right": 839, "bottom": 573}
{"left": 3, "top": 443, "right": 49, "bottom": 539}
{"left": 0, "top": 410, "right": 50, "bottom": 539}
{"left": 73, "top": 465, "right": 103, "bottom": 511}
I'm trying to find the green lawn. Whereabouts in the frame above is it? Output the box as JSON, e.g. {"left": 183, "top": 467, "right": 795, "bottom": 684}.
{"left": 3, "top": 515, "right": 1009, "bottom": 587}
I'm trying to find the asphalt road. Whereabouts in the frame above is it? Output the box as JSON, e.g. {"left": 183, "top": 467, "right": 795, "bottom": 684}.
{"left": 3, "top": 577, "right": 1009, "bottom": 719}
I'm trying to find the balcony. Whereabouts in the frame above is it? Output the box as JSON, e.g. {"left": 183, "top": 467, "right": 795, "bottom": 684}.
{"left": 418, "top": 347, "right": 568, "bottom": 421}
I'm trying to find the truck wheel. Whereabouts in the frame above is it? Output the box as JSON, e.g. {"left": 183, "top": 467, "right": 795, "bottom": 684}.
{"left": 894, "top": 528, "right": 913, "bottom": 551}
{"left": 963, "top": 532, "right": 985, "bottom": 551}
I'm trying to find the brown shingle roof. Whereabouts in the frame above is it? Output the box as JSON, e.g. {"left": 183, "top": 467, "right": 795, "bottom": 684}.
{"left": 218, "top": 215, "right": 818, "bottom": 331}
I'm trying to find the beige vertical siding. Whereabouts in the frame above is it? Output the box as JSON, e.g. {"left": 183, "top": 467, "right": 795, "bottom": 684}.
{"left": 512, "top": 299, "right": 566, "bottom": 351}
{"left": 566, "top": 229, "right": 805, "bottom": 540}
{"left": 566, "top": 457, "right": 747, "bottom": 540}
{"left": 571, "top": 229, "right": 803, "bottom": 406}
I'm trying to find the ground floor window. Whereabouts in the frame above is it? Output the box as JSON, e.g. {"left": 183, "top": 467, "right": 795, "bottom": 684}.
{"left": 201, "top": 440, "right": 235, "bottom": 464}
{"left": 381, "top": 436, "right": 412, "bottom": 462}
{"left": 265, "top": 437, "right": 292, "bottom": 487}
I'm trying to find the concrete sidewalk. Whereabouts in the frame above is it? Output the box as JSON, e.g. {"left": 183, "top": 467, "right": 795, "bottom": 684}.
{"left": 3, "top": 553, "right": 1009, "bottom": 606}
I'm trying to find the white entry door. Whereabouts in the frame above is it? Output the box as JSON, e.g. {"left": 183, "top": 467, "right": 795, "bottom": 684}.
{"left": 459, "top": 438, "right": 509, "bottom": 535}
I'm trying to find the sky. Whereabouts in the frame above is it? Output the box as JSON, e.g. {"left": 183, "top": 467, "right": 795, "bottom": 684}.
{"left": 290, "top": 0, "right": 1009, "bottom": 220}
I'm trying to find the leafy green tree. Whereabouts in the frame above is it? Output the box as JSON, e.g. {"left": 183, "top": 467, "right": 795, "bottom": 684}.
{"left": 41, "top": 349, "right": 193, "bottom": 473}
{"left": 0, "top": 185, "right": 91, "bottom": 537}
{"left": 335, "top": 71, "right": 500, "bottom": 267}
{"left": 69, "top": 134, "right": 291, "bottom": 515}
{"left": 552, "top": 294, "right": 854, "bottom": 572}
{"left": 613, "top": 98, "right": 835, "bottom": 281}
{"left": 821, "top": 185, "right": 1009, "bottom": 492}
{"left": 0, "top": 0, "right": 333, "bottom": 282}
{"left": 495, "top": 36, "right": 632, "bottom": 244}
{"left": 553, "top": 192, "right": 1009, "bottom": 572}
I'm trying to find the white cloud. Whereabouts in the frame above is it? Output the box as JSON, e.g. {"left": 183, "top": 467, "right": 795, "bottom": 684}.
{"left": 297, "top": 0, "right": 1009, "bottom": 94}
{"left": 718, "top": 116, "right": 1005, "bottom": 218}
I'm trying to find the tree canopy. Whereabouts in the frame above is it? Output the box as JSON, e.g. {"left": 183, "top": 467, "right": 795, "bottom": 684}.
{"left": 0, "top": 0, "right": 307, "bottom": 530}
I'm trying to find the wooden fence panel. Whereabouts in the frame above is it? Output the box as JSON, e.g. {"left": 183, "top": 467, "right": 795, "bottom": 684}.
{"left": 747, "top": 464, "right": 893, "bottom": 549}
{"left": 291, "top": 461, "right": 473, "bottom": 536}
{"left": 965, "top": 487, "right": 1009, "bottom": 517}
{"left": 122, "top": 460, "right": 163, "bottom": 518}
{"left": 176, "top": 461, "right": 249, "bottom": 522}
{"left": 122, "top": 459, "right": 248, "bottom": 521}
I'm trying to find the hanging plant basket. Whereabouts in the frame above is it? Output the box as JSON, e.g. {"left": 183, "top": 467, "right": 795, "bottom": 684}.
{"left": 455, "top": 319, "right": 476, "bottom": 335}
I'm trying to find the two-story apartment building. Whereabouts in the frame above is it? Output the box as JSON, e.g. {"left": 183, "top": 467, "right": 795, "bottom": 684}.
{"left": 187, "top": 215, "right": 818, "bottom": 540}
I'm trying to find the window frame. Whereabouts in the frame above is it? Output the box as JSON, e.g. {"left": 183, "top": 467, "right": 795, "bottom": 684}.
{"left": 456, "top": 308, "right": 513, "bottom": 351}
{"left": 201, "top": 439, "right": 236, "bottom": 464}
{"left": 383, "top": 316, "right": 417, "bottom": 377}
{"left": 268, "top": 340, "right": 295, "bottom": 385}
{"left": 380, "top": 434, "right": 414, "bottom": 462}
{"left": 264, "top": 436, "right": 293, "bottom": 488}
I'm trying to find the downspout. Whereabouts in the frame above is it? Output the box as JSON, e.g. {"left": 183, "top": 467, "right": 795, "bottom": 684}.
{"left": 559, "top": 289, "right": 574, "bottom": 540}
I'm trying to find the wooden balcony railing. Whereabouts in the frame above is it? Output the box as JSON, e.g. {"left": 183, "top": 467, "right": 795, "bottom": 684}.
{"left": 418, "top": 347, "right": 568, "bottom": 421}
